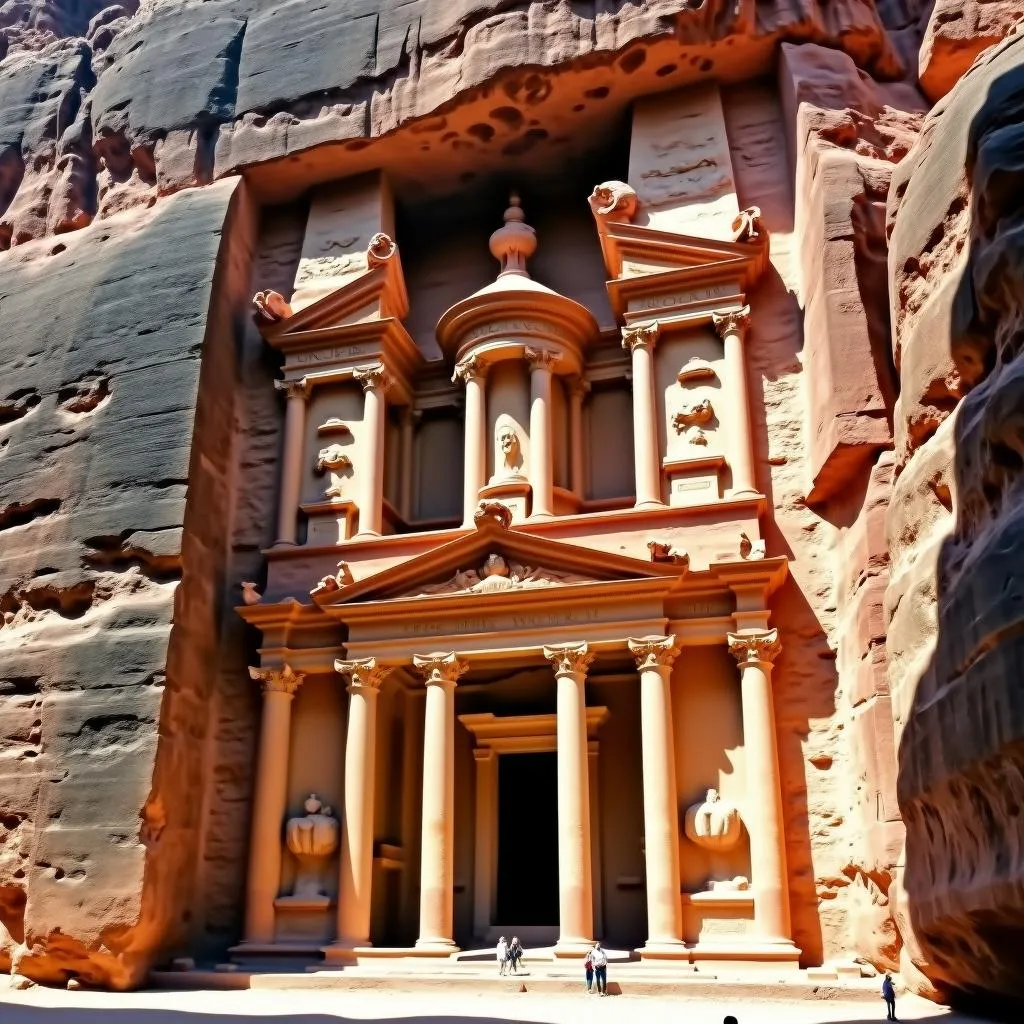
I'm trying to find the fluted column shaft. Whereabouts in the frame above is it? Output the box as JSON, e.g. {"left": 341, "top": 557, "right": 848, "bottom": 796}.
{"left": 454, "top": 358, "right": 488, "bottom": 526}
{"left": 713, "top": 307, "right": 757, "bottom": 496}
{"left": 526, "top": 347, "right": 556, "bottom": 518}
{"left": 622, "top": 323, "right": 664, "bottom": 509}
{"left": 629, "top": 636, "right": 685, "bottom": 950}
{"left": 414, "top": 652, "right": 468, "bottom": 950}
{"left": 332, "top": 658, "right": 391, "bottom": 951}
{"left": 244, "top": 665, "right": 305, "bottom": 944}
{"left": 728, "top": 628, "right": 791, "bottom": 942}
{"left": 354, "top": 364, "right": 390, "bottom": 536}
{"left": 544, "top": 642, "right": 595, "bottom": 954}
{"left": 274, "top": 379, "right": 310, "bottom": 545}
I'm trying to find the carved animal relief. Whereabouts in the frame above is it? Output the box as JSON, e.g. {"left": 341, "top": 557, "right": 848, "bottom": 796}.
{"left": 674, "top": 399, "right": 714, "bottom": 432}
{"left": 315, "top": 444, "right": 352, "bottom": 499}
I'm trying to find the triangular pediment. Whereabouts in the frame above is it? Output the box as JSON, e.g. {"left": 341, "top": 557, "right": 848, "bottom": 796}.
{"left": 315, "top": 521, "right": 684, "bottom": 607}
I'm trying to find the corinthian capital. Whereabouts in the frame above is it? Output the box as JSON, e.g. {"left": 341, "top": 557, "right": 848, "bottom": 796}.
{"left": 353, "top": 363, "right": 391, "bottom": 393}
{"left": 711, "top": 306, "right": 751, "bottom": 340}
{"left": 413, "top": 651, "right": 468, "bottom": 687}
{"left": 525, "top": 346, "right": 559, "bottom": 371}
{"left": 452, "top": 356, "right": 487, "bottom": 386}
{"left": 274, "top": 377, "right": 311, "bottom": 401}
{"left": 335, "top": 656, "right": 391, "bottom": 694}
{"left": 543, "top": 641, "right": 594, "bottom": 678}
{"left": 622, "top": 321, "right": 659, "bottom": 353}
{"left": 249, "top": 664, "right": 305, "bottom": 696}
{"left": 627, "top": 635, "right": 680, "bottom": 671}
{"left": 727, "top": 628, "right": 781, "bottom": 667}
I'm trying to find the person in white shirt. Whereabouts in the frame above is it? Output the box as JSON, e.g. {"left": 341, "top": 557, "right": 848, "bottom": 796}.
{"left": 590, "top": 941, "right": 608, "bottom": 995}
{"left": 496, "top": 936, "right": 508, "bottom": 976}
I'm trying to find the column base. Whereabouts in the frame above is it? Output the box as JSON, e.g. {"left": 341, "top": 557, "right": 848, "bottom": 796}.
{"left": 634, "top": 499, "right": 668, "bottom": 511}
{"left": 637, "top": 939, "right": 689, "bottom": 961}
{"left": 272, "top": 539, "right": 299, "bottom": 548}
{"left": 413, "top": 938, "right": 460, "bottom": 956}
{"left": 552, "top": 938, "right": 595, "bottom": 958}
{"left": 728, "top": 487, "right": 762, "bottom": 500}
{"left": 321, "top": 941, "right": 365, "bottom": 966}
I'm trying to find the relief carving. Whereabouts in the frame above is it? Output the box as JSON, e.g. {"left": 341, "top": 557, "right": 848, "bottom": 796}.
{"left": 490, "top": 415, "right": 526, "bottom": 483}
{"left": 731, "top": 206, "right": 764, "bottom": 244}
{"left": 315, "top": 444, "right": 352, "bottom": 499}
{"left": 588, "top": 180, "right": 639, "bottom": 222}
{"left": 473, "top": 500, "right": 513, "bottom": 531}
{"left": 367, "top": 232, "right": 397, "bottom": 266}
{"left": 689, "top": 428, "right": 709, "bottom": 447}
{"left": 677, "top": 356, "right": 717, "bottom": 384}
{"left": 647, "top": 540, "right": 690, "bottom": 568}
{"left": 282, "top": 794, "right": 339, "bottom": 902}
{"left": 739, "top": 531, "right": 766, "bottom": 560}
{"left": 415, "top": 552, "right": 592, "bottom": 596}
{"left": 253, "top": 289, "right": 293, "bottom": 323}
{"left": 684, "top": 789, "right": 743, "bottom": 851}
{"left": 240, "top": 581, "right": 261, "bottom": 605}
{"left": 708, "top": 876, "right": 750, "bottom": 892}
{"left": 310, "top": 561, "right": 355, "bottom": 599}
{"left": 673, "top": 398, "right": 714, "bottom": 432}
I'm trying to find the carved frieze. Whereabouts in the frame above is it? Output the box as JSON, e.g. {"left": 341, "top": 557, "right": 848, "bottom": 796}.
{"left": 414, "top": 553, "right": 593, "bottom": 597}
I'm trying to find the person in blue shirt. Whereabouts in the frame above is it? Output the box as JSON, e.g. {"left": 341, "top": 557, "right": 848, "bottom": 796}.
{"left": 882, "top": 973, "right": 898, "bottom": 1020}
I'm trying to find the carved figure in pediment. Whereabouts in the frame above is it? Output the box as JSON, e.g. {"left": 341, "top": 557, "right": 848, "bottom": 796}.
{"left": 310, "top": 561, "right": 354, "bottom": 598}
{"left": 491, "top": 415, "right": 526, "bottom": 483}
{"left": 416, "top": 552, "right": 591, "bottom": 596}
{"left": 253, "top": 289, "right": 293, "bottom": 323}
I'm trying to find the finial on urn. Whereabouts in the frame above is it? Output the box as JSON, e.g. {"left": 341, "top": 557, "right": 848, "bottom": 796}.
{"left": 489, "top": 191, "right": 537, "bottom": 278}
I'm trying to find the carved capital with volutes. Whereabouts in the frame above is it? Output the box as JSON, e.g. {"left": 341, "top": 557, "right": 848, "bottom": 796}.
{"left": 567, "top": 375, "right": 591, "bottom": 400}
{"left": 587, "top": 181, "right": 639, "bottom": 223}
{"left": 622, "top": 321, "right": 659, "bottom": 354}
{"left": 727, "top": 628, "right": 781, "bottom": 667}
{"left": 249, "top": 664, "right": 305, "bottom": 697}
{"left": 413, "top": 651, "right": 468, "bottom": 688}
{"left": 335, "top": 656, "right": 392, "bottom": 695}
{"left": 353, "top": 363, "right": 391, "bottom": 394}
{"left": 711, "top": 306, "right": 751, "bottom": 341}
{"left": 452, "top": 356, "right": 487, "bottom": 386}
{"left": 274, "top": 377, "right": 311, "bottom": 402}
{"left": 627, "top": 635, "right": 680, "bottom": 672}
{"left": 525, "top": 346, "right": 559, "bottom": 372}
{"left": 543, "top": 641, "right": 595, "bottom": 679}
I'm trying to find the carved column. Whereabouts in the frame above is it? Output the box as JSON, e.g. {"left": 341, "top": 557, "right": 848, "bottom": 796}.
{"left": 472, "top": 747, "right": 498, "bottom": 937}
{"left": 399, "top": 407, "right": 415, "bottom": 522}
{"left": 728, "top": 628, "right": 792, "bottom": 943}
{"left": 244, "top": 665, "right": 305, "bottom": 944}
{"left": 526, "top": 347, "right": 557, "bottom": 518}
{"left": 413, "top": 651, "right": 468, "bottom": 950}
{"left": 628, "top": 636, "right": 685, "bottom": 952}
{"left": 622, "top": 323, "right": 664, "bottom": 509}
{"left": 328, "top": 657, "right": 392, "bottom": 955}
{"left": 273, "top": 378, "right": 311, "bottom": 545}
{"left": 544, "top": 641, "right": 596, "bottom": 955}
{"left": 568, "top": 375, "right": 589, "bottom": 498}
{"left": 353, "top": 363, "right": 390, "bottom": 536}
{"left": 453, "top": 357, "right": 488, "bottom": 527}
{"left": 712, "top": 306, "right": 757, "bottom": 496}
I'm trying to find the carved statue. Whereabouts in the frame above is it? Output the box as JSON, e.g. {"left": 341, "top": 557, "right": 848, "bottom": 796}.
{"left": 252, "top": 289, "right": 293, "bottom": 323}
{"left": 315, "top": 444, "right": 352, "bottom": 500}
{"left": 367, "top": 232, "right": 396, "bottom": 266}
{"left": 588, "top": 180, "right": 639, "bottom": 223}
{"left": 283, "top": 794, "right": 339, "bottom": 901}
{"left": 673, "top": 398, "right": 715, "bottom": 433}
{"left": 739, "top": 532, "right": 766, "bottom": 560}
{"left": 240, "top": 581, "right": 261, "bottom": 605}
{"left": 708, "top": 876, "right": 750, "bottom": 892}
{"left": 310, "top": 561, "right": 355, "bottom": 598}
{"left": 684, "top": 789, "right": 743, "bottom": 851}
{"left": 491, "top": 416, "right": 526, "bottom": 482}
{"left": 731, "top": 206, "right": 764, "bottom": 244}
{"left": 473, "top": 500, "right": 513, "bottom": 531}
{"left": 647, "top": 540, "right": 690, "bottom": 568}
{"left": 416, "top": 553, "right": 590, "bottom": 596}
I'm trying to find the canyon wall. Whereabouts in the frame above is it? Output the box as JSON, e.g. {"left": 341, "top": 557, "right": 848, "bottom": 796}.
{"left": 0, "top": 0, "right": 1022, "bottom": 1004}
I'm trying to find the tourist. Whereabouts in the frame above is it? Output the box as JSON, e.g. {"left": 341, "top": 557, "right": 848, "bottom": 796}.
{"left": 591, "top": 941, "right": 608, "bottom": 996}
{"left": 496, "top": 935, "right": 508, "bottom": 976}
{"left": 882, "top": 973, "right": 898, "bottom": 1020}
{"left": 509, "top": 935, "right": 524, "bottom": 974}
{"left": 583, "top": 947, "right": 594, "bottom": 992}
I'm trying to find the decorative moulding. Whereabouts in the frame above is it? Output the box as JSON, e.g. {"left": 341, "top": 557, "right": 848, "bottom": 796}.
{"left": 677, "top": 357, "right": 717, "bottom": 384}
{"left": 662, "top": 454, "right": 726, "bottom": 475}
{"left": 317, "top": 418, "right": 351, "bottom": 437}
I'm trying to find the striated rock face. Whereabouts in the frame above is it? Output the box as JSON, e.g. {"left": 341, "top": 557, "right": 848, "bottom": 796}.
{"left": 886, "top": 27, "right": 1024, "bottom": 1007}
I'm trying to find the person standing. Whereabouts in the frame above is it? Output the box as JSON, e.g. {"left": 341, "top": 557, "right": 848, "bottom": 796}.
{"left": 591, "top": 941, "right": 608, "bottom": 996}
{"left": 496, "top": 936, "right": 508, "bottom": 976}
{"left": 583, "top": 947, "right": 594, "bottom": 993}
{"left": 507, "top": 936, "right": 522, "bottom": 974}
{"left": 882, "top": 973, "right": 898, "bottom": 1020}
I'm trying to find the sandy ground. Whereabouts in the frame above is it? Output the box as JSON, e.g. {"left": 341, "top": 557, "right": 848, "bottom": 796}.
{"left": 0, "top": 986, "right": 995, "bottom": 1024}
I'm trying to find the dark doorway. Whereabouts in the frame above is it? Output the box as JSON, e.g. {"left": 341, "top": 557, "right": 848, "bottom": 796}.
{"left": 496, "top": 751, "right": 559, "bottom": 924}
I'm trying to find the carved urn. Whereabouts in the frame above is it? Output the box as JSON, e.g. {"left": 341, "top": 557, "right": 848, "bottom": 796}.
{"left": 684, "top": 788, "right": 743, "bottom": 851}
{"left": 283, "top": 794, "right": 339, "bottom": 901}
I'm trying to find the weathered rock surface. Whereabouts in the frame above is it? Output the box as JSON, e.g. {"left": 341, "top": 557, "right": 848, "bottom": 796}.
{"left": 886, "top": 26, "right": 1024, "bottom": 1008}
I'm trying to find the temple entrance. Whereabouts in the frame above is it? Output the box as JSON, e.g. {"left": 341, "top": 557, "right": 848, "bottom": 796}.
{"left": 496, "top": 752, "right": 559, "bottom": 926}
